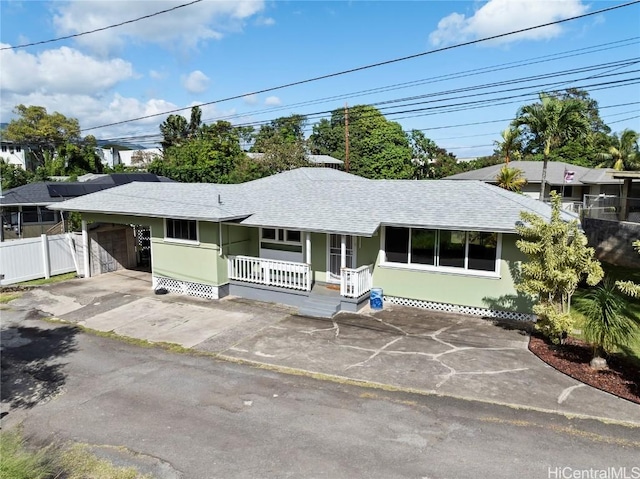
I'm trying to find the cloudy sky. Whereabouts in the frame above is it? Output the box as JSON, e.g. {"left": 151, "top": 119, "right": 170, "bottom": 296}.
{"left": 1, "top": 0, "right": 638, "bottom": 157}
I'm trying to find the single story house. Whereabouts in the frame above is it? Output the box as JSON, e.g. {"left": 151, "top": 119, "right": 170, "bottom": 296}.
{"left": 445, "top": 161, "right": 639, "bottom": 214}
{"left": 1, "top": 173, "right": 173, "bottom": 240}
{"left": 50, "top": 167, "right": 574, "bottom": 320}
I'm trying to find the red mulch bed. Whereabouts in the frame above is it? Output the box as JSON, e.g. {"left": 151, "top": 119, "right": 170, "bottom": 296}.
{"left": 529, "top": 334, "right": 640, "bottom": 404}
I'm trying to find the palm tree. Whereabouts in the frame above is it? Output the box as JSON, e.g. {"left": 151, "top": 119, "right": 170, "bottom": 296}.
{"left": 494, "top": 127, "right": 521, "bottom": 164}
{"left": 582, "top": 279, "right": 638, "bottom": 370}
{"left": 597, "top": 129, "right": 639, "bottom": 171}
{"left": 495, "top": 165, "right": 526, "bottom": 192}
{"left": 513, "top": 93, "right": 590, "bottom": 200}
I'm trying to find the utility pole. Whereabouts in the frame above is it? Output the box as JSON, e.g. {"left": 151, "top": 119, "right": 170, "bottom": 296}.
{"left": 344, "top": 103, "right": 349, "bottom": 172}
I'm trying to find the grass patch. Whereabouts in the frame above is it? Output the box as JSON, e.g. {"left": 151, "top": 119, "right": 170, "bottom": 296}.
{"left": 0, "top": 429, "right": 151, "bottom": 479}
{"left": 18, "top": 272, "right": 77, "bottom": 287}
{"left": 0, "top": 429, "right": 53, "bottom": 479}
{"left": 0, "top": 292, "right": 22, "bottom": 304}
{"left": 57, "top": 443, "right": 150, "bottom": 479}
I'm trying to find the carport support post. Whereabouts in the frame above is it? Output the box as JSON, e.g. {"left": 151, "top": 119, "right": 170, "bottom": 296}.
{"left": 82, "top": 220, "right": 91, "bottom": 278}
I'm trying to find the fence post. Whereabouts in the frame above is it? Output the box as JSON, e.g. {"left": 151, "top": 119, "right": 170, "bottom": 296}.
{"left": 82, "top": 220, "right": 91, "bottom": 278}
{"left": 41, "top": 234, "right": 51, "bottom": 279}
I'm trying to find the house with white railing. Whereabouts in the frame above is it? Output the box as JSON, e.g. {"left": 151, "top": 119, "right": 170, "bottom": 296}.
{"left": 50, "top": 168, "right": 576, "bottom": 319}
{"left": 445, "top": 161, "right": 640, "bottom": 215}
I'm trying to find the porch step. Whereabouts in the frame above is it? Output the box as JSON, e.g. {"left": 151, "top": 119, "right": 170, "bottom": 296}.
{"left": 299, "top": 292, "right": 342, "bottom": 318}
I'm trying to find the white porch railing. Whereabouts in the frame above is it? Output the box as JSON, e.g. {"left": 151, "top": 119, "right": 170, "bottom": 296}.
{"left": 340, "top": 264, "right": 373, "bottom": 298}
{"left": 228, "top": 255, "right": 311, "bottom": 291}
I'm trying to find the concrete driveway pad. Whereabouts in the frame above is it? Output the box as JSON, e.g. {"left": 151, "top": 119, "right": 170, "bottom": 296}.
{"left": 77, "top": 297, "right": 252, "bottom": 348}
{"left": 9, "top": 271, "right": 640, "bottom": 425}
{"left": 222, "top": 307, "right": 640, "bottom": 424}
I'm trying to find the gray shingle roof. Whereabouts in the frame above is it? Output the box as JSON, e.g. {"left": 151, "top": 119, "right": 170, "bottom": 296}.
{"left": 445, "top": 161, "right": 623, "bottom": 186}
{"left": 50, "top": 167, "right": 575, "bottom": 235}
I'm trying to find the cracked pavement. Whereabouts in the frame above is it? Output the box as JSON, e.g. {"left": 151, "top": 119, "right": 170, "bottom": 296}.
{"left": 4, "top": 271, "right": 640, "bottom": 426}
{"left": 219, "top": 307, "right": 640, "bottom": 424}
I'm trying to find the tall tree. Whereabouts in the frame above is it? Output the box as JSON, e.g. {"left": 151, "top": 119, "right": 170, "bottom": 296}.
{"left": 408, "top": 130, "right": 458, "bottom": 179}
{"left": 597, "top": 129, "right": 639, "bottom": 171}
{"left": 2, "top": 105, "right": 81, "bottom": 168}
{"left": 309, "top": 105, "right": 413, "bottom": 179}
{"left": 160, "top": 114, "right": 189, "bottom": 151}
{"left": 494, "top": 127, "right": 521, "bottom": 164}
{"left": 516, "top": 192, "right": 604, "bottom": 343}
{"left": 513, "top": 93, "right": 590, "bottom": 200}
{"left": 250, "top": 114, "right": 309, "bottom": 170}
{"left": 150, "top": 120, "right": 244, "bottom": 183}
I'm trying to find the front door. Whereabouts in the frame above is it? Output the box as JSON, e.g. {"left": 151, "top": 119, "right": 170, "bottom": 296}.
{"left": 328, "top": 234, "right": 354, "bottom": 283}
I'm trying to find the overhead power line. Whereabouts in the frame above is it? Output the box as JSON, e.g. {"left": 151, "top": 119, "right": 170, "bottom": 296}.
{"left": 1, "top": 0, "right": 204, "bottom": 51}
{"left": 81, "top": 0, "right": 640, "bottom": 132}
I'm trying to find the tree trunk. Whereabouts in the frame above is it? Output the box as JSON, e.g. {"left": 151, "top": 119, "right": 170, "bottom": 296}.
{"left": 539, "top": 147, "right": 549, "bottom": 201}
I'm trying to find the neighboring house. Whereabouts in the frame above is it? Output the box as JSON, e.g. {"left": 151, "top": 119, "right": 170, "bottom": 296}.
{"left": 0, "top": 141, "right": 32, "bottom": 169}
{"left": 445, "top": 161, "right": 639, "bottom": 213}
{"left": 246, "top": 152, "right": 344, "bottom": 169}
{"left": 50, "top": 168, "right": 577, "bottom": 320}
{"left": 0, "top": 173, "right": 173, "bottom": 241}
{"left": 95, "top": 148, "right": 162, "bottom": 168}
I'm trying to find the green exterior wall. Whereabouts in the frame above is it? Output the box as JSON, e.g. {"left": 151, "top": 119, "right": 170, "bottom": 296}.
{"left": 356, "top": 234, "right": 380, "bottom": 268}
{"left": 371, "top": 233, "right": 533, "bottom": 313}
{"left": 81, "top": 213, "right": 529, "bottom": 312}
{"left": 153, "top": 221, "right": 221, "bottom": 285}
{"left": 83, "top": 213, "right": 224, "bottom": 286}
{"left": 310, "top": 232, "right": 327, "bottom": 282}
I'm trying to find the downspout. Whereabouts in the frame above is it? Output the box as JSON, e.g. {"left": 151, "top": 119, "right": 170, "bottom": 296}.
{"left": 219, "top": 222, "right": 223, "bottom": 257}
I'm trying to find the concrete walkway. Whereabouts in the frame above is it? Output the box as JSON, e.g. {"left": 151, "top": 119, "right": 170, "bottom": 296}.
{"left": 6, "top": 270, "right": 640, "bottom": 426}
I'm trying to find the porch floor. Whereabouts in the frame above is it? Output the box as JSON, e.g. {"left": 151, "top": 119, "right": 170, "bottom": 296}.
{"left": 310, "top": 283, "right": 341, "bottom": 297}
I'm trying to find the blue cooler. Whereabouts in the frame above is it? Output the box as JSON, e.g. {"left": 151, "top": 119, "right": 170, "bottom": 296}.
{"left": 370, "top": 288, "right": 383, "bottom": 310}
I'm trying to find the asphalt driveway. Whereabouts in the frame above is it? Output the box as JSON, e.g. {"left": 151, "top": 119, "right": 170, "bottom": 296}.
{"left": 6, "top": 270, "right": 640, "bottom": 425}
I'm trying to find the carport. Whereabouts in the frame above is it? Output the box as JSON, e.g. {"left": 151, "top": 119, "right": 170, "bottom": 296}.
{"left": 78, "top": 217, "right": 153, "bottom": 279}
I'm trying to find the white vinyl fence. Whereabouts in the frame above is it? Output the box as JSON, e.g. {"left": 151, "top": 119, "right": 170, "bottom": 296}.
{"left": 0, "top": 234, "right": 78, "bottom": 286}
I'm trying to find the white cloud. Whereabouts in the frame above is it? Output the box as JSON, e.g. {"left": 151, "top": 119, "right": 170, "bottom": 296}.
{"left": 428, "top": 0, "right": 588, "bottom": 47}
{"left": 0, "top": 89, "right": 179, "bottom": 138}
{"left": 0, "top": 44, "right": 134, "bottom": 95}
{"left": 243, "top": 94, "right": 259, "bottom": 105}
{"left": 181, "top": 70, "right": 210, "bottom": 94}
{"left": 264, "top": 95, "right": 281, "bottom": 106}
{"left": 255, "top": 16, "right": 275, "bottom": 26}
{"left": 52, "top": 0, "right": 266, "bottom": 56}
{"left": 149, "top": 69, "right": 166, "bottom": 80}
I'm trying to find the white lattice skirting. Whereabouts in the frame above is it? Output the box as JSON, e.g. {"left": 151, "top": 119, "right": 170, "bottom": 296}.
{"left": 153, "top": 276, "right": 219, "bottom": 300}
{"left": 384, "top": 296, "right": 536, "bottom": 322}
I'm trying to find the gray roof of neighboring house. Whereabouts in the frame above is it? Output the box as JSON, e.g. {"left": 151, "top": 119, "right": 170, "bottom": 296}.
{"left": 0, "top": 173, "right": 173, "bottom": 207}
{"left": 50, "top": 167, "right": 575, "bottom": 236}
{"left": 444, "top": 161, "right": 624, "bottom": 186}
{"left": 246, "top": 152, "right": 343, "bottom": 165}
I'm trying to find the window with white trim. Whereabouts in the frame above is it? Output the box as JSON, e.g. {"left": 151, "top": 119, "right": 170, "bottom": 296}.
{"left": 260, "top": 228, "right": 301, "bottom": 245}
{"left": 165, "top": 219, "right": 198, "bottom": 242}
{"left": 383, "top": 226, "right": 499, "bottom": 273}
